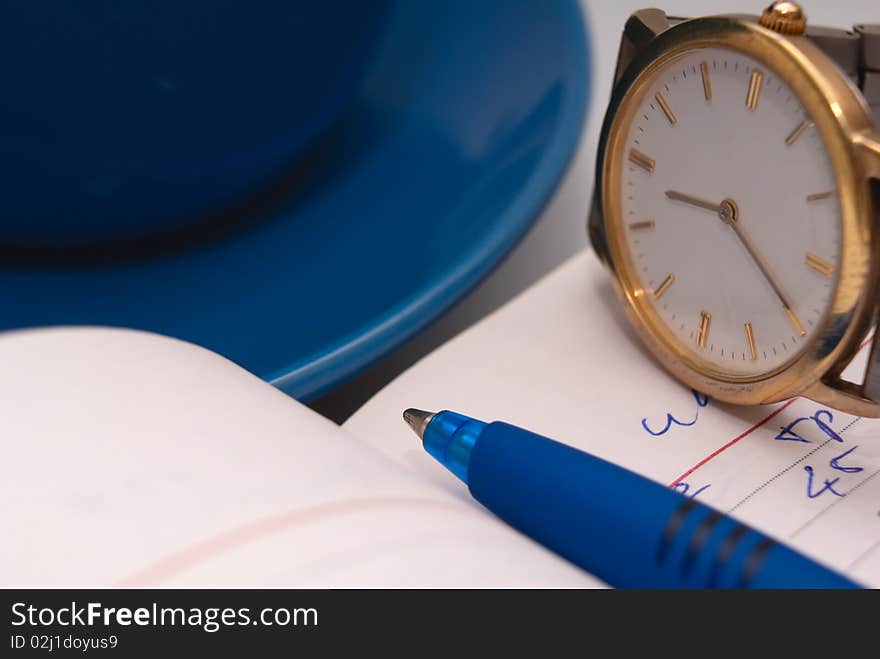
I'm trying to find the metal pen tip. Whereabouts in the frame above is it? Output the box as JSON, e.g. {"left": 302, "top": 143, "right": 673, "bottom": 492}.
{"left": 403, "top": 408, "right": 435, "bottom": 440}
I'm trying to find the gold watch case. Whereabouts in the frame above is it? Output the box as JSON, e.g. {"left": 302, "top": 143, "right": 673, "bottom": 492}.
{"left": 591, "top": 13, "right": 880, "bottom": 415}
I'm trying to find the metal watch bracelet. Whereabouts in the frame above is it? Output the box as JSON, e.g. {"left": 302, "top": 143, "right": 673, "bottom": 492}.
{"left": 805, "top": 23, "right": 880, "bottom": 126}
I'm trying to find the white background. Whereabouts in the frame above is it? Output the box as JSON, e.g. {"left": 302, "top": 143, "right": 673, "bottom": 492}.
{"left": 311, "top": 0, "right": 880, "bottom": 420}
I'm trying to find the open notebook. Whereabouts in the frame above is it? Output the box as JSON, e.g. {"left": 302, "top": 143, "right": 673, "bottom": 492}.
{"left": 4, "top": 252, "right": 879, "bottom": 587}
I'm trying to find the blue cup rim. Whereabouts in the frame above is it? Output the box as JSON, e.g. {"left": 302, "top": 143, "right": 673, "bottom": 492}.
{"left": 273, "top": 0, "right": 590, "bottom": 397}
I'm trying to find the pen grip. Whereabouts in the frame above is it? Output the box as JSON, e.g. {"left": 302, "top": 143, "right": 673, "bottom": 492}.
{"left": 468, "top": 422, "right": 858, "bottom": 589}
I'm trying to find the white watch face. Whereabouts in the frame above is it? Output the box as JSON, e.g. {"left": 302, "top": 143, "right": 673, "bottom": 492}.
{"left": 618, "top": 47, "right": 841, "bottom": 377}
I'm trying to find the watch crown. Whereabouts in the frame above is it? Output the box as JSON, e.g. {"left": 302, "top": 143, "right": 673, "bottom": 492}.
{"left": 759, "top": 1, "right": 807, "bottom": 35}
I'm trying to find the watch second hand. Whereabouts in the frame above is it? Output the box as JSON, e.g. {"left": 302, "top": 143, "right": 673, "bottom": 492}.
{"left": 665, "top": 189, "right": 796, "bottom": 314}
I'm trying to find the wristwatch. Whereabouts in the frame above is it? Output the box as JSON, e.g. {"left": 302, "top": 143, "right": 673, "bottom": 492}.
{"left": 589, "top": 2, "right": 880, "bottom": 416}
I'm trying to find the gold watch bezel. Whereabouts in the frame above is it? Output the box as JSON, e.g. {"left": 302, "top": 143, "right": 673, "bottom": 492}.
{"left": 597, "top": 15, "right": 880, "bottom": 410}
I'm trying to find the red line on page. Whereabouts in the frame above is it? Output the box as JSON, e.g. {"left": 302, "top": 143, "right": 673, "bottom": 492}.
{"left": 668, "top": 399, "right": 797, "bottom": 487}
{"left": 669, "top": 331, "right": 876, "bottom": 487}
{"left": 117, "top": 496, "right": 474, "bottom": 587}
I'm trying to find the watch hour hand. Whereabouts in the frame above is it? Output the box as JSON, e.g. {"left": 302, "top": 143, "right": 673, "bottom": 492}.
{"left": 664, "top": 190, "right": 723, "bottom": 214}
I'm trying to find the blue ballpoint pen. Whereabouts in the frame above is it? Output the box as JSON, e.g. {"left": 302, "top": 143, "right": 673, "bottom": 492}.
{"left": 403, "top": 408, "right": 860, "bottom": 589}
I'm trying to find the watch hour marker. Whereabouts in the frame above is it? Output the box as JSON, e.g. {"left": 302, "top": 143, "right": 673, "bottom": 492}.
{"left": 744, "top": 322, "right": 757, "bottom": 361}
{"left": 784, "top": 306, "right": 806, "bottom": 337}
{"left": 805, "top": 252, "right": 834, "bottom": 278}
{"left": 746, "top": 70, "right": 763, "bottom": 110}
{"left": 628, "top": 220, "right": 655, "bottom": 231}
{"left": 806, "top": 191, "right": 833, "bottom": 202}
{"left": 697, "top": 311, "right": 711, "bottom": 348}
{"left": 653, "top": 272, "right": 675, "bottom": 299}
{"left": 654, "top": 91, "right": 677, "bottom": 125}
{"left": 628, "top": 148, "right": 655, "bottom": 174}
{"left": 700, "top": 61, "right": 711, "bottom": 101}
{"left": 785, "top": 119, "right": 811, "bottom": 145}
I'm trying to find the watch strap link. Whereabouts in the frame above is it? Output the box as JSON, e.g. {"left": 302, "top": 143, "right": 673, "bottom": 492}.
{"left": 806, "top": 23, "right": 880, "bottom": 126}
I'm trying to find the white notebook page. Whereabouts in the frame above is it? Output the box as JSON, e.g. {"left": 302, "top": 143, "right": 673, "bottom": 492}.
{"left": 346, "top": 251, "right": 880, "bottom": 587}
{"left": 0, "top": 328, "right": 596, "bottom": 587}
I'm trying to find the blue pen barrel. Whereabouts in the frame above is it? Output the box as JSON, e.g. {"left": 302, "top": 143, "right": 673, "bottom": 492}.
{"left": 467, "top": 422, "right": 858, "bottom": 589}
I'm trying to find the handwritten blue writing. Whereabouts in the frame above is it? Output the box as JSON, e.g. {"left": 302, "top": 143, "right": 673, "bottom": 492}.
{"left": 811, "top": 410, "right": 842, "bottom": 442}
{"left": 642, "top": 389, "right": 709, "bottom": 437}
{"left": 828, "top": 446, "right": 863, "bottom": 474}
{"left": 774, "top": 409, "right": 843, "bottom": 444}
{"left": 795, "top": 411, "right": 864, "bottom": 499}
{"left": 804, "top": 466, "right": 845, "bottom": 498}
{"left": 672, "top": 482, "right": 711, "bottom": 498}
{"left": 642, "top": 413, "right": 697, "bottom": 436}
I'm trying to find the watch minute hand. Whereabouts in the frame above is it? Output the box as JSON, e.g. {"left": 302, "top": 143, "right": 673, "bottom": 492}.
{"left": 727, "top": 217, "right": 793, "bottom": 311}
